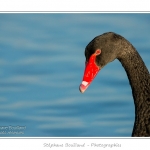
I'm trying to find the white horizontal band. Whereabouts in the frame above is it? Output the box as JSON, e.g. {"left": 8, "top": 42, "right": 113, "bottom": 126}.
{"left": 82, "top": 81, "right": 88, "bottom": 86}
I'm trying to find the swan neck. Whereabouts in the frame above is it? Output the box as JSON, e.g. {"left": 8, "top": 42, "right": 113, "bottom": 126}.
{"left": 118, "top": 47, "right": 150, "bottom": 136}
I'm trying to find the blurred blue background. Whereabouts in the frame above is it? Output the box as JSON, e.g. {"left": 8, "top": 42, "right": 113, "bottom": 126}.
{"left": 0, "top": 13, "right": 150, "bottom": 137}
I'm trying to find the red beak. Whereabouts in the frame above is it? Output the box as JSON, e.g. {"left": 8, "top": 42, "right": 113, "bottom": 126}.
{"left": 79, "top": 50, "right": 101, "bottom": 93}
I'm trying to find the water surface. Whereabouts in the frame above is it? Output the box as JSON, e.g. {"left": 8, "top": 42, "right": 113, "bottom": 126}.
{"left": 0, "top": 13, "right": 150, "bottom": 137}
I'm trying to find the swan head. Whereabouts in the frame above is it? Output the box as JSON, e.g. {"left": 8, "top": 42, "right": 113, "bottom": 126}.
{"left": 79, "top": 32, "right": 123, "bottom": 93}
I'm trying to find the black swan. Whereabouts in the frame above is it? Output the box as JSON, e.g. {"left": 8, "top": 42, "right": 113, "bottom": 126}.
{"left": 79, "top": 32, "right": 150, "bottom": 137}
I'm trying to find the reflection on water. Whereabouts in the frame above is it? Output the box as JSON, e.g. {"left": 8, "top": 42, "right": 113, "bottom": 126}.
{"left": 0, "top": 13, "right": 150, "bottom": 137}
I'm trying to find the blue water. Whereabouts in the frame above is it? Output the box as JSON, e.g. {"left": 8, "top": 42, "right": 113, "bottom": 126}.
{"left": 0, "top": 13, "right": 150, "bottom": 137}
